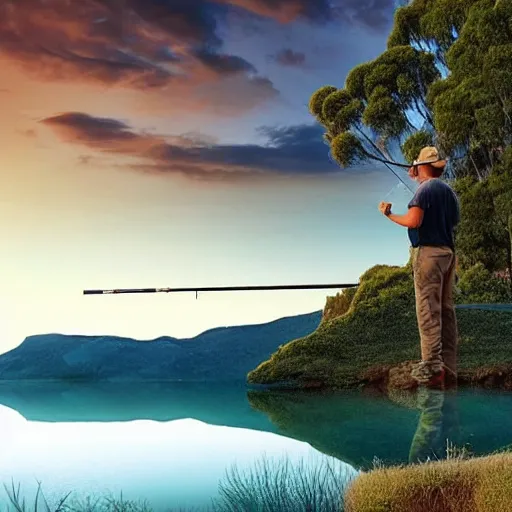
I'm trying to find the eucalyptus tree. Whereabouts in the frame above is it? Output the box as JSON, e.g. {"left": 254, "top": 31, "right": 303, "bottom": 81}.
{"left": 309, "top": 0, "right": 512, "bottom": 279}
{"left": 309, "top": 0, "right": 512, "bottom": 180}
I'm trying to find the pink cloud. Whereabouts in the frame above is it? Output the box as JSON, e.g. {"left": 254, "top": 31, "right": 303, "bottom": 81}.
{"left": 0, "top": 0, "right": 279, "bottom": 115}
{"left": 40, "top": 111, "right": 338, "bottom": 182}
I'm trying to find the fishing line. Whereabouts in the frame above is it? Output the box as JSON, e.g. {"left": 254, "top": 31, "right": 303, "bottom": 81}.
{"left": 327, "top": 149, "right": 416, "bottom": 195}
{"left": 382, "top": 181, "right": 412, "bottom": 201}
{"left": 383, "top": 164, "right": 415, "bottom": 195}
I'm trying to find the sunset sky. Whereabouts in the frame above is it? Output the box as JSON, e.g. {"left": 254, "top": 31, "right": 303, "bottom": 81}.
{"left": 0, "top": 0, "right": 416, "bottom": 354}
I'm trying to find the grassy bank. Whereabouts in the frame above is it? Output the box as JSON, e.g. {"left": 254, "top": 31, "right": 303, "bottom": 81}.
{"left": 247, "top": 263, "right": 512, "bottom": 390}
{"left": 345, "top": 452, "right": 512, "bottom": 512}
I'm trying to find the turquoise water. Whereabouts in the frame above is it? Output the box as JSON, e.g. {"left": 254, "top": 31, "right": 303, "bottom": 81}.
{"left": 0, "top": 381, "right": 511, "bottom": 510}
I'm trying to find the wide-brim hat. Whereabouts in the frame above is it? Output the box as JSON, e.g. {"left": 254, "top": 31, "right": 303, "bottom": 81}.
{"left": 413, "top": 146, "right": 447, "bottom": 169}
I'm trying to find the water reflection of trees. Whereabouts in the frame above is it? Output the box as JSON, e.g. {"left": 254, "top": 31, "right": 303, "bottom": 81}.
{"left": 248, "top": 387, "right": 512, "bottom": 470}
{"left": 247, "top": 389, "right": 419, "bottom": 469}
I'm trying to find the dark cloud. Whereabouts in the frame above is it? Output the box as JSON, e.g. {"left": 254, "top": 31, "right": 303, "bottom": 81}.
{"left": 0, "top": 0, "right": 278, "bottom": 113}
{"left": 121, "top": 0, "right": 225, "bottom": 47}
{"left": 29, "top": 45, "right": 174, "bottom": 88}
{"left": 40, "top": 112, "right": 338, "bottom": 181}
{"left": 0, "top": 0, "right": 394, "bottom": 119}
{"left": 0, "top": 1, "right": 178, "bottom": 87}
{"left": 123, "top": 0, "right": 335, "bottom": 26}
{"left": 0, "top": 0, "right": 394, "bottom": 118}
{"left": 215, "top": 0, "right": 393, "bottom": 29}
{"left": 41, "top": 112, "right": 179, "bottom": 156}
{"left": 268, "top": 48, "right": 306, "bottom": 67}
{"left": 194, "top": 74, "right": 279, "bottom": 115}
{"left": 42, "top": 113, "right": 139, "bottom": 143}
{"left": 193, "top": 48, "right": 257, "bottom": 75}
{"left": 332, "top": 0, "right": 394, "bottom": 30}
{"left": 225, "top": 0, "right": 393, "bottom": 29}
{"left": 217, "top": 0, "right": 333, "bottom": 23}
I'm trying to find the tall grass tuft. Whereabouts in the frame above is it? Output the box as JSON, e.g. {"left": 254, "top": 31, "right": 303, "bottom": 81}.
{"left": 2, "top": 482, "right": 151, "bottom": 512}
{"left": 3, "top": 480, "right": 70, "bottom": 512}
{"left": 62, "top": 493, "right": 152, "bottom": 512}
{"left": 210, "top": 453, "right": 357, "bottom": 512}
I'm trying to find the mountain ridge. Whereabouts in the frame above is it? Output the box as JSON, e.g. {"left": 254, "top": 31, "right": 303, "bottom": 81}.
{"left": 0, "top": 310, "right": 322, "bottom": 382}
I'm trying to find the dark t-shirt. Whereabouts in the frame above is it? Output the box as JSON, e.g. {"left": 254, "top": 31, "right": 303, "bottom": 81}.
{"left": 407, "top": 178, "right": 460, "bottom": 250}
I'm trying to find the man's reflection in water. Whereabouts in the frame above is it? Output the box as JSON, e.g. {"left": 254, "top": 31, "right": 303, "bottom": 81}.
{"left": 409, "top": 387, "right": 461, "bottom": 463}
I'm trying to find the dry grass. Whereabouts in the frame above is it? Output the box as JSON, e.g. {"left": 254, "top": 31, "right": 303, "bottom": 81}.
{"left": 344, "top": 452, "right": 512, "bottom": 512}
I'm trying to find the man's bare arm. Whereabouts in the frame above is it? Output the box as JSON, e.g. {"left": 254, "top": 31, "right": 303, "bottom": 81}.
{"left": 379, "top": 202, "right": 424, "bottom": 228}
{"left": 388, "top": 207, "right": 424, "bottom": 228}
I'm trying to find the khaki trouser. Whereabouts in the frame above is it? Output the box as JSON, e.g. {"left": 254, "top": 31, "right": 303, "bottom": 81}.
{"left": 411, "top": 246, "right": 459, "bottom": 379}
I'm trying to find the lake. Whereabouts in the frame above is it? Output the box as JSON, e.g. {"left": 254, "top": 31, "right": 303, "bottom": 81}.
{"left": 0, "top": 381, "right": 511, "bottom": 511}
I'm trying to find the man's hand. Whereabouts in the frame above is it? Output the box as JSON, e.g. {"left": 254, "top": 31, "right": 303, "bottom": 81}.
{"left": 379, "top": 202, "right": 392, "bottom": 216}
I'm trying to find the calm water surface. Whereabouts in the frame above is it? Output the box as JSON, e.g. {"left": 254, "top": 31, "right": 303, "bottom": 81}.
{"left": 0, "top": 381, "right": 511, "bottom": 510}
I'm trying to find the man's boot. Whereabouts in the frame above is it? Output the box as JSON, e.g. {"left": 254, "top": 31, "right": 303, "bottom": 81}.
{"left": 411, "top": 361, "right": 445, "bottom": 389}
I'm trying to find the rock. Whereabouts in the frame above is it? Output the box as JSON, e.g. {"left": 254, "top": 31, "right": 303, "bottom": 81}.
{"left": 388, "top": 361, "right": 419, "bottom": 390}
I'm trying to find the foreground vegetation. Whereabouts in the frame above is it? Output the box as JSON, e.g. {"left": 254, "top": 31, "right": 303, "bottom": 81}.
{"left": 1, "top": 454, "right": 356, "bottom": 512}
{"left": 247, "top": 262, "right": 512, "bottom": 390}
{"left": 6, "top": 449, "right": 512, "bottom": 512}
{"left": 345, "top": 452, "right": 512, "bottom": 512}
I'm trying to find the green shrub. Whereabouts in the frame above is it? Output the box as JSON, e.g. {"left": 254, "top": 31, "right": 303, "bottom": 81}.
{"left": 457, "top": 263, "right": 512, "bottom": 304}
{"left": 322, "top": 287, "right": 358, "bottom": 323}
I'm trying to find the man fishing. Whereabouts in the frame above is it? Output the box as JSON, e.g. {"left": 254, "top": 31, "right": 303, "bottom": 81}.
{"left": 378, "top": 147, "right": 460, "bottom": 389}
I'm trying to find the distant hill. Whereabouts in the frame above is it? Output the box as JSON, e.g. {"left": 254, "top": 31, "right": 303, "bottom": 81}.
{"left": 0, "top": 311, "right": 322, "bottom": 381}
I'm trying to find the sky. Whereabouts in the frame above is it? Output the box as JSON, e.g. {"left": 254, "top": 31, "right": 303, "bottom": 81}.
{"left": 0, "top": 0, "right": 417, "bottom": 354}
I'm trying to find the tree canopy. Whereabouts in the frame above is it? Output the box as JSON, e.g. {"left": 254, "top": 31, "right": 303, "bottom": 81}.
{"left": 309, "top": 0, "right": 512, "bottom": 283}
{"left": 309, "top": 0, "right": 512, "bottom": 179}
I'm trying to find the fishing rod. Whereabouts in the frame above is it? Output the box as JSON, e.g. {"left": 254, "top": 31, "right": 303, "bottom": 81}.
{"left": 83, "top": 149, "right": 458, "bottom": 299}
{"left": 83, "top": 158, "right": 448, "bottom": 298}
{"left": 83, "top": 283, "right": 359, "bottom": 297}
